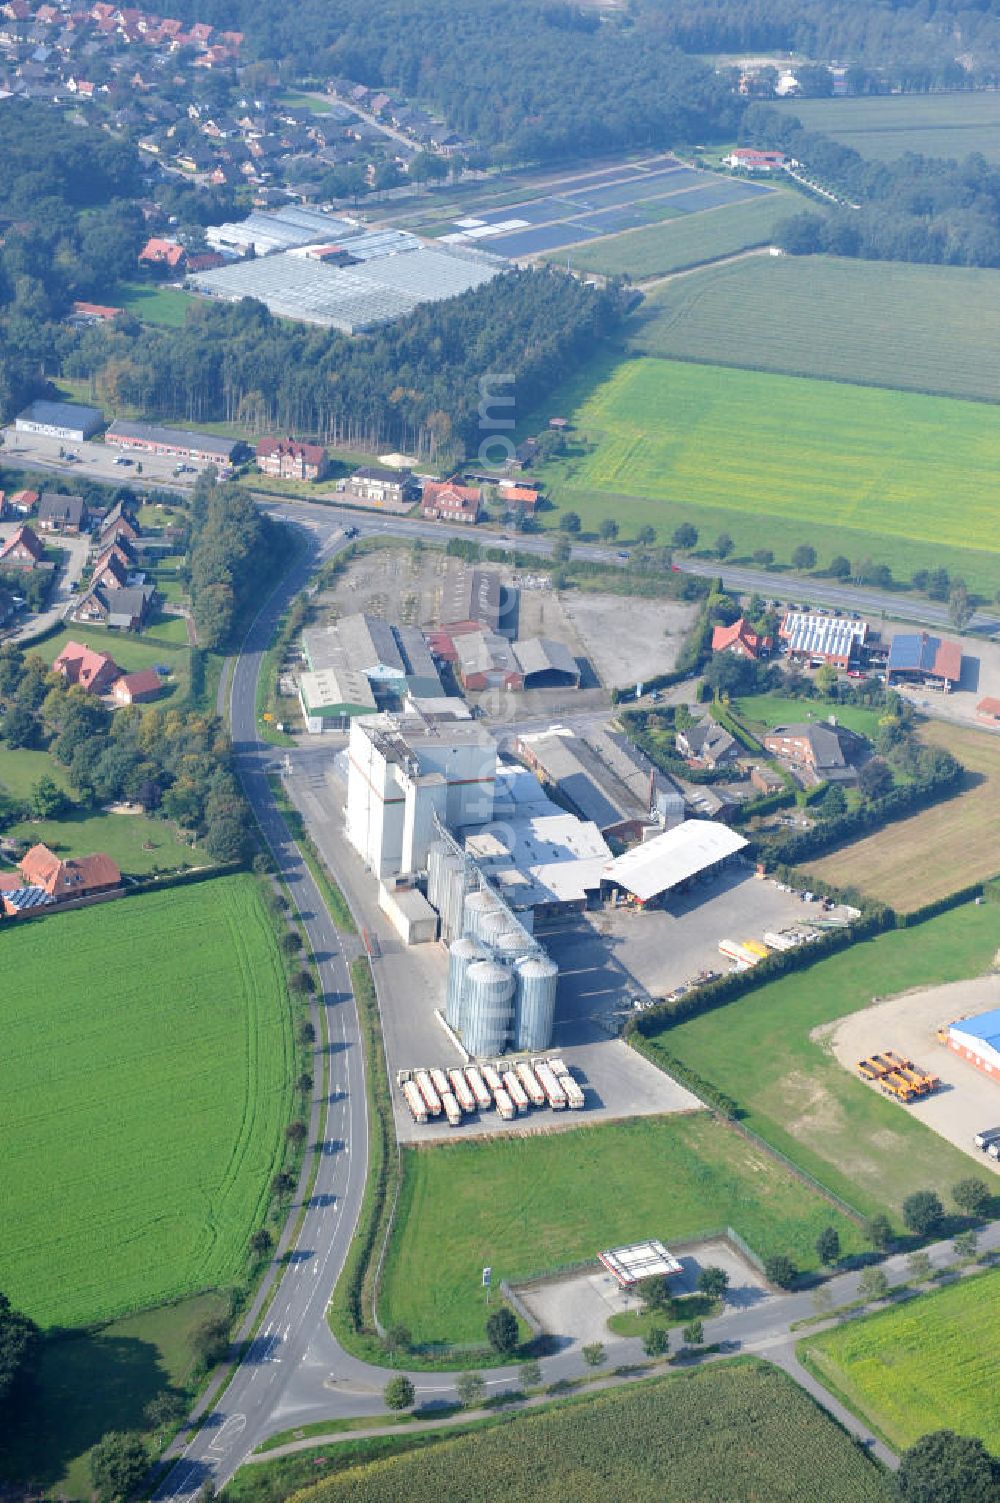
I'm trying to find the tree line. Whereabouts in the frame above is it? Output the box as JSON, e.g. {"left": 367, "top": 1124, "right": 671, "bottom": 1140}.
{"left": 64, "top": 270, "right": 629, "bottom": 460}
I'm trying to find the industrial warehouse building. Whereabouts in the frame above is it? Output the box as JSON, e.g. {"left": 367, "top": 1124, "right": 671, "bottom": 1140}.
{"left": 299, "top": 613, "right": 443, "bottom": 730}
{"left": 105, "top": 421, "right": 240, "bottom": 467}
{"left": 945, "top": 1010, "right": 1000, "bottom": 1079}
{"left": 602, "top": 820, "right": 748, "bottom": 907}
{"left": 15, "top": 400, "right": 104, "bottom": 442}
{"left": 346, "top": 712, "right": 497, "bottom": 879}
{"left": 887, "top": 632, "right": 963, "bottom": 691}
{"left": 516, "top": 727, "right": 682, "bottom": 840}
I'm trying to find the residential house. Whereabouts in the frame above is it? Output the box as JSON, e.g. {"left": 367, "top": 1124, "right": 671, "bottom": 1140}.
{"left": 53, "top": 639, "right": 120, "bottom": 692}
{"left": 8, "top": 490, "right": 39, "bottom": 516}
{"left": 420, "top": 480, "right": 481, "bottom": 525}
{"left": 0, "top": 842, "right": 122, "bottom": 915}
{"left": 0, "top": 523, "right": 45, "bottom": 566}
{"left": 91, "top": 549, "right": 130, "bottom": 592}
{"left": 256, "top": 436, "right": 329, "bottom": 482}
{"left": 104, "top": 584, "right": 155, "bottom": 630}
{"left": 763, "top": 721, "right": 864, "bottom": 785}
{"left": 347, "top": 464, "right": 411, "bottom": 505}
{"left": 496, "top": 480, "right": 540, "bottom": 513}
{"left": 711, "top": 616, "right": 770, "bottom": 660}
{"left": 111, "top": 667, "right": 162, "bottom": 703}
{"left": 676, "top": 721, "right": 740, "bottom": 770}
{"left": 139, "top": 235, "right": 185, "bottom": 270}
{"left": 37, "top": 492, "right": 85, "bottom": 533}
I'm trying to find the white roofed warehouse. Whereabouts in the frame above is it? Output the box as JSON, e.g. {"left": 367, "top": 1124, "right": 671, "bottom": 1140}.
{"left": 602, "top": 820, "right": 748, "bottom": 908}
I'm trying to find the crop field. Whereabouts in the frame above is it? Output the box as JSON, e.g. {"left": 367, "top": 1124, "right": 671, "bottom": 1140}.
{"left": 0, "top": 875, "right": 292, "bottom": 1329}
{"left": 775, "top": 91, "right": 1000, "bottom": 163}
{"left": 799, "top": 1268, "right": 1000, "bottom": 1453}
{"left": 626, "top": 254, "right": 1000, "bottom": 405}
{"left": 293, "top": 1363, "right": 891, "bottom": 1503}
{"left": 805, "top": 722, "right": 1000, "bottom": 910}
{"left": 379, "top": 1114, "right": 860, "bottom": 1347}
{"left": 554, "top": 191, "right": 797, "bottom": 278}
{"left": 641, "top": 905, "right": 999, "bottom": 1216}
{"left": 538, "top": 357, "right": 1000, "bottom": 593}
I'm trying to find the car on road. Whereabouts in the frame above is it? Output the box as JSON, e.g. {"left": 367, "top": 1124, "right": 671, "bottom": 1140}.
{"left": 64, "top": 451, "right": 79, "bottom": 462}
{"left": 616, "top": 550, "right": 630, "bottom": 561}
{"left": 113, "top": 456, "right": 133, "bottom": 466}
{"left": 343, "top": 526, "right": 360, "bottom": 539}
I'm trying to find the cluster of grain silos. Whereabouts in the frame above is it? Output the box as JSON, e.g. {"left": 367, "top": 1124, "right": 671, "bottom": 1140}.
{"left": 445, "top": 885, "right": 558, "bottom": 1056}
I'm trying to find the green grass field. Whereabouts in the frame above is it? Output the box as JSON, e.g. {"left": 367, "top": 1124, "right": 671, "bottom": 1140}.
{"left": 2, "top": 805, "right": 205, "bottom": 875}
{"left": 799, "top": 1268, "right": 1000, "bottom": 1454}
{"left": 640, "top": 905, "right": 1000, "bottom": 1216}
{"left": 627, "top": 254, "right": 1000, "bottom": 406}
{"left": 551, "top": 192, "right": 797, "bottom": 279}
{"left": 538, "top": 355, "right": 1000, "bottom": 594}
{"left": 380, "top": 1114, "right": 861, "bottom": 1347}
{"left": 731, "top": 694, "right": 885, "bottom": 741}
{"left": 114, "top": 279, "right": 193, "bottom": 328}
{"left": 0, "top": 746, "right": 73, "bottom": 802}
{"left": 775, "top": 91, "right": 1000, "bottom": 163}
{"left": 0, "top": 875, "right": 293, "bottom": 1330}
{"left": 0, "top": 1291, "right": 228, "bottom": 1495}
{"left": 35, "top": 623, "right": 191, "bottom": 700}
{"left": 287, "top": 1363, "right": 891, "bottom": 1503}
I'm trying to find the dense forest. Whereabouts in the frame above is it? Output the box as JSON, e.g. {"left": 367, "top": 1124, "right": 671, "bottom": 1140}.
{"left": 744, "top": 103, "right": 1000, "bottom": 266}
{"left": 185, "top": 476, "right": 286, "bottom": 650}
{"left": 64, "top": 270, "right": 629, "bottom": 458}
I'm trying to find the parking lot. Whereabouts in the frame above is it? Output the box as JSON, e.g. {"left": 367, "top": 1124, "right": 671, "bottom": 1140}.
{"left": 824, "top": 974, "right": 1000, "bottom": 1171}
{"left": 1, "top": 426, "right": 208, "bottom": 490}
{"left": 588, "top": 869, "right": 847, "bottom": 1002}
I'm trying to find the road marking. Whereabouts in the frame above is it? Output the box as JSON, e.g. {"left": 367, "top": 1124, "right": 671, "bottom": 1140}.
{"left": 208, "top": 1414, "right": 247, "bottom": 1455}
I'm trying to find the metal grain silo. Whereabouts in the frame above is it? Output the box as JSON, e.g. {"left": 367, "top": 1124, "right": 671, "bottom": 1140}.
{"left": 446, "top": 936, "right": 487, "bottom": 1031}
{"left": 439, "top": 854, "right": 467, "bottom": 944}
{"left": 426, "top": 841, "right": 448, "bottom": 908}
{"left": 463, "top": 887, "right": 500, "bottom": 942}
{"left": 513, "top": 953, "right": 559, "bottom": 1053}
{"left": 462, "top": 960, "right": 515, "bottom": 1057}
{"left": 494, "top": 927, "right": 534, "bottom": 962}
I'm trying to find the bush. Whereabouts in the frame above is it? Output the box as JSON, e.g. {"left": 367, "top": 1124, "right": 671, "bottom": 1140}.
{"left": 764, "top": 1255, "right": 797, "bottom": 1289}
{"left": 582, "top": 1341, "right": 607, "bottom": 1367}
{"left": 383, "top": 1375, "right": 415, "bottom": 1411}
{"left": 486, "top": 1306, "right": 519, "bottom": 1355}
{"left": 902, "top": 1189, "right": 945, "bottom": 1239}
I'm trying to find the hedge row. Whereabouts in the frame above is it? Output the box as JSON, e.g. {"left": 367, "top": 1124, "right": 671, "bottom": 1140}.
{"left": 896, "top": 880, "right": 992, "bottom": 927}
{"left": 729, "top": 787, "right": 796, "bottom": 827}
{"left": 631, "top": 1037, "right": 741, "bottom": 1119}
{"left": 711, "top": 703, "right": 763, "bottom": 754}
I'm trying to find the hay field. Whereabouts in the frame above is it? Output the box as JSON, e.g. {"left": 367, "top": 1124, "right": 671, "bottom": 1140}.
{"left": 805, "top": 722, "right": 1000, "bottom": 910}
{"left": 628, "top": 254, "right": 1000, "bottom": 406}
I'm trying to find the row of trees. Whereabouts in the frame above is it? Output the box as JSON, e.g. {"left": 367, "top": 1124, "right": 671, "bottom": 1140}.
{"left": 185, "top": 475, "right": 282, "bottom": 652}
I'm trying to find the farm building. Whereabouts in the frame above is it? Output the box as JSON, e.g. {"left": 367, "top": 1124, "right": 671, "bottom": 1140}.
{"left": 512, "top": 637, "right": 581, "bottom": 689}
{"left": 977, "top": 697, "right": 1000, "bottom": 725}
{"left": 724, "top": 148, "right": 789, "bottom": 171}
{"left": 601, "top": 820, "right": 748, "bottom": 908}
{"left": 105, "top": 421, "right": 239, "bottom": 467}
{"left": 780, "top": 612, "right": 868, "bottom": 669}
{"left": 453, "top": 628, "right": 523, "bottom": 692}
{"left": 711, "top": 616, "right": 770, "bottom": 660}
{"left": 886, "top": 631, "right": 962, "bottom": 691}
{"left": 440, "top": 567, "right": 510, "bottom": 635}
{"left": 945, "top": 1010, "right": 1000, "bottom": 1079}
{"left": 15, "top": 399, "right": 104, "bottom": 442}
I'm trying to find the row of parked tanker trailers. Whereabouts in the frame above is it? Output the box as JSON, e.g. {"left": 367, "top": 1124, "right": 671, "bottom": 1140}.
{"left": 398, "top": 1058, "right": 585, "bottom": 1125}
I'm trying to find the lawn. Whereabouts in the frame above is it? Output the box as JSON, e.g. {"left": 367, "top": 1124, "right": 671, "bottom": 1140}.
{"left": 550, "top": 191, "right": 797, "bottom": 279}
{"left": 114, "top": 279, "right": 193, "bottom": 328}
{"left": 627, "top": 254, "right": 1000, "bottom": 406}
{"left": 640, "top": 905, "right": 1000, "bottom": 1217}
{"left": 286, "top": 1363, "right": 891, "bottom": 1503}
{"left": 0, "top": 874, "right": 293, "bottom": 1330}
{"left": 0, "top": 1290, "right": 228, "bottom": 1495}
{"left": 277, "top": 89, "right": 333, "bottom": 114}
{"left": 775, "top": 91, "right": 1000, "bottom": 163}
{"left": 36, "top": 622, "right": 191, "bottom": 700}
{"left": 537, "top": 356, "right": 1000, "bottom": 594}
{"left": 798, "top": 1268, "right": 1000, "bottom": 1454}
{"left": 804, "top": 721, "right": 1000, "bottom": 910}
{"left": 380, "top": 1114, "right": 861, "bottom": 1348}
{"left": 732, "top": 693, "right": 885, "bottom": 741}
{"left": 2, "top": 805, "right": 205, "bottom": 875}
{"left": 0, "top": 745, "right": 74, "bottom": 801}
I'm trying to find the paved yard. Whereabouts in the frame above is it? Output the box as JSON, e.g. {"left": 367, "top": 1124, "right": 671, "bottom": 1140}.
{"left": 821, "top": 974, "right": 1000, "bottom": 1172}
{"left": 560, "top": 592, "right": 699, "bottom": 691}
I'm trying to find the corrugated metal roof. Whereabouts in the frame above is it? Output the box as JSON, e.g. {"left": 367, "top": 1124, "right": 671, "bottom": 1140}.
{"left": 950, "top": 1008, "right": 1000, "bottom": 1051}
{"left": 603, "top": 819, "right": 747, "bottom": 901}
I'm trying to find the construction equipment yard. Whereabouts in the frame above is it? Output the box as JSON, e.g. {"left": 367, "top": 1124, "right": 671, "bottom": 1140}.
{"left": 820, "top": 973, "right": 1000, "bottom": 1170}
